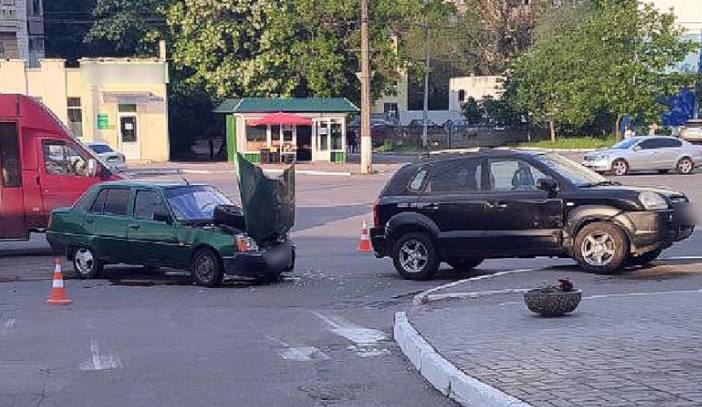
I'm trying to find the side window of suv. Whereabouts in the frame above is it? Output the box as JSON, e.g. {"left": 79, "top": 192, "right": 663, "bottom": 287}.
{"left": 487, "top": 159, "right": 546, "bottom": 192}
{"left": 428, "top": 158, "right": 482, "bottom": 194}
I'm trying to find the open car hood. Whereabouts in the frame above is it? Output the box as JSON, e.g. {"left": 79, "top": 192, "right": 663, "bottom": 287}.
{"left": 237, "top": 154, "right": 295, "bottom": 244}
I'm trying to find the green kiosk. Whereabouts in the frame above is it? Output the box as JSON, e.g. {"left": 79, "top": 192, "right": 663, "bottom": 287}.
{"left": 214, "top": 98, "right": 358, "bottom": 164}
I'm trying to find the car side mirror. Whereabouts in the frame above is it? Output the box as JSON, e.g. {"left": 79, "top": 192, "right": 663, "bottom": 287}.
{"left": 537, "top": 178, "right": 559, "bottom": 194}
{"left": 153, "top": 210, "right": 172, "bottom": 224}
{"left": 633, "top": 146, "right": 641, "bottom": 151}
{"left": 87, "top": 159, "right": 98, "bottom": 177}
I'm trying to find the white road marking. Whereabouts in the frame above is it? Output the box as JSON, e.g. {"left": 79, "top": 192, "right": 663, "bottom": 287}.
{"left": 279, "top": 346, "right": 330, "bottom": 361}
{"left": 311, "top": 311, "right": 391, "bottom": 358}
{"left": 662, "top": 256, "right": 702, "bottom": 261}
{"left": 311, "top": 311, "right": 387, "bottom": 345}
{"left": 79, "top": 339, "right": 123, "bottom": 371}
{"left": 80, "top": 320, "right": 123, "bottom": 371}
{"left": 0, "top": 316, "right": 15, "bottom": 338}
{"left": 263, "top": 334, "right": 331, "bottom": 362}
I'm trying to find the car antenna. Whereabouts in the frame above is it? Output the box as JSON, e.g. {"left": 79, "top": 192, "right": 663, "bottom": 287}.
{"left": 181, "top": 177, "right": 190, "bottom": 185}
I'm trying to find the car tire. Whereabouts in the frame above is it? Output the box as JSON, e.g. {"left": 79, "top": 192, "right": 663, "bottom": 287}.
{"left": 72, "top": 246, "right": 103, "bottom": 279}
{"left": 392, "top": 232, "right": 439, "bottom": 280}
{"left": 447, "top": 258, "right": 483, "bottom": 271}
{"left": 574, "top": 222, "right": 628, "bottom": 274}
{"left": 676, "top": 157, "right": 694, "bottom": 175}
{"left": 611, "top": 159, "right": 629, "bottom": 176}
{"left": 191, "top": 248, "right": 224, "bottom": 287}
{"left": 627, "top": 249, "right": 662, "bottom": 267}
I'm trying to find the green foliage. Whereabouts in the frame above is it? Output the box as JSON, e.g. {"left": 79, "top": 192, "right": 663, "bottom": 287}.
{"left": 462, "top": 97, "right": 482, "bottom": 124}
{"left": 507, "top": 0, "right": 697, "bottom": 139}
{"left": 515, "top": 135, "right": 618, "bottom": 150}
{"left": 165, "top": 0, "right": 418, "bottom": 102}
{"left": 85, "top": 0, "right": 168, "bottom": 56}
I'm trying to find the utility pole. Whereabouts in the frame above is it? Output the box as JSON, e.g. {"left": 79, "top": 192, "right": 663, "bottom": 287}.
{"left": 421, "top": 24, "right": 430, "bottom": 148}
{"left": 360, "top": 0, "right": 372, "bottom": 174}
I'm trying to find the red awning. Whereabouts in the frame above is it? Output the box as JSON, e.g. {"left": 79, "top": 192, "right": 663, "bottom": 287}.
{"left": 248, "top": 112, "right": 313, "bottom": 126}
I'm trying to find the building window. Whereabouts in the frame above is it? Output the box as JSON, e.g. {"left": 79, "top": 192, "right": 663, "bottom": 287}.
{"left": 245, "top": 125, "right": 267, "bottom": 151}
{"left": 31, "top": 0, "right": 42, "bottom": 16}
{"left": 458, "top": 90, "right": 466, "bottom": 102}
{"left": 67, "top": 97, "right": 83, "bottom": 137}
{"left": 118, "top": 103, "right": 137, "bottom": 113}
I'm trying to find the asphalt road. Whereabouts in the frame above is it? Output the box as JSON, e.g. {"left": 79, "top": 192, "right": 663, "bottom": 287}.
{"left": 1, "top": 161, "right": 701, "bottom": 407}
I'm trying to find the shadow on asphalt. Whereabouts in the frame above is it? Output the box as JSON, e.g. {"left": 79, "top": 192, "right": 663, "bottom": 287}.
{"left": 87, "top": 266, "right": 297, "bottom": 289}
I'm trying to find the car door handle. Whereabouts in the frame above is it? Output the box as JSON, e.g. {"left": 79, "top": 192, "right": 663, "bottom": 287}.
{"left": 486, "top": 200, "right": 508, "bottom": 209}
{"left": 421, "top": 203, "right": 439, "bottom": 211}
{"left": 128, "top": 224, "right": 140, "bottom": 229}
{"left": 85, "top": 218, "right": 93, "bottom": 224}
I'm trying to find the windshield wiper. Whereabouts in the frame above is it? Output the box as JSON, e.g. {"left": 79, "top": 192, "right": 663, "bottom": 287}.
{"left": 581, "top": 180, "right": 621, "bottom": 187}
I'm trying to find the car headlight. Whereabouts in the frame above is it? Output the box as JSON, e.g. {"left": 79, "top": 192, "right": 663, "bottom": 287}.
{"left": 235, "top": 234, "right": 259, "bottom": 252}
{"left": 639, "top": 191, "right": 668, "bottom": 210}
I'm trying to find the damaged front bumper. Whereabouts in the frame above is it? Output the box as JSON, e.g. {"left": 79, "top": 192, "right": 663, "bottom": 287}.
{"left": 222, "top": 240, "right": 295, "bottom": 277}
{"left": 616, "top": 209, "right": 695, "bottom": 254}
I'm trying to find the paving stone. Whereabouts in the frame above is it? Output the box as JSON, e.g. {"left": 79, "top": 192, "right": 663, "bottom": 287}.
{"left": 409, "top": 290, "right": 702, "bottom": 407}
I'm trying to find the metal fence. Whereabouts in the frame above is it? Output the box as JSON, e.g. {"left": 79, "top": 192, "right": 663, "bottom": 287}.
{"left": 348, "top": 125, "right": 547, "bottom": 151}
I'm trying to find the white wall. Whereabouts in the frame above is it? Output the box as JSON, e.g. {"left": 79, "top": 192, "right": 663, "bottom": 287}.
{"left": 448, "top": 76, "right": 504, "bottom": 112}
{"left": 649, "top": 0, "right": 702, "bottom": 34}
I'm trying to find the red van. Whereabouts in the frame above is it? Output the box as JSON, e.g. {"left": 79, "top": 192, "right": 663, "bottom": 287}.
{"left": 0, "top": 94, "right": 120, "bottom": 240}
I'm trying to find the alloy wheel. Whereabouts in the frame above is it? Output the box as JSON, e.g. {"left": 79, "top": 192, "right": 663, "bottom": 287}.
{"left": 612, "top": 160, "right": 628, "bottom": 176}
{"left": 74, "top": 248, "right": 95, "bottom": 275}
{"left": 399, "top": 239, "right": 428, "bottom": 274}
{"left": 678, "top": 158, "right": 693, "bottom": 174}
{"left": 581, "top": 232, "right": 616, "bottom": 266}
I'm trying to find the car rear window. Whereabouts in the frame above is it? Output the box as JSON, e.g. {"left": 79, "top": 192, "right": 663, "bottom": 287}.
{"left": 381, "top": 164, "right": 423, "bottom": 196}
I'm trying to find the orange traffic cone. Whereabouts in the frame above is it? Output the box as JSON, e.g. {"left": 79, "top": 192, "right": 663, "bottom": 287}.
{"left": 358, "top": 220, "right": 372, "bottom": 252}
{"left": 46, "top": 258, "right": 71, "bottom": 305}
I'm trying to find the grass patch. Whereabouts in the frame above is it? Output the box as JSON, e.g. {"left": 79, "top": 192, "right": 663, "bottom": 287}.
{"left": 515, "top": 135, "right": 616, "bottom": 150}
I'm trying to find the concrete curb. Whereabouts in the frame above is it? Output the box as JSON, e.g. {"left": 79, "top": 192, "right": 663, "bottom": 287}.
{"left": 516, "top": 147, "right": 598, "bottom": 153}
{"left": 425, "top": 288, "right": 529, "bottom": 304}
{"left": 128, "top": 168, "right": 355, "bottom": 177}
{"left": 393, "top": 312, "right": 532, "bottom": 407}
{"left": 413, "top": 268, "right": 539, "bottom": 305}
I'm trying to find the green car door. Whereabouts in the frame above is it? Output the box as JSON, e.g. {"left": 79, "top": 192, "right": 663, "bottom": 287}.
{"left": 82, "top": 187, "right": 131, "bottom": 263}
{"left": 126, "top": 188, "right": 188, "bottom": 268}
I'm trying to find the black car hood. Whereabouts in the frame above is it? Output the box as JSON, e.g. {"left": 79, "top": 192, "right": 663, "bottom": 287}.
{"left": 586, "top": 185, "right": 687, "bottom": 202}
{"left": 237, "top": 154, "right": 295, "bottom": 244}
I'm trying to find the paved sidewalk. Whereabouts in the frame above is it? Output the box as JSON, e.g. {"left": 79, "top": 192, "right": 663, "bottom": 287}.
{"left": 409, "top": 277, "right": 702, "bottom": 407}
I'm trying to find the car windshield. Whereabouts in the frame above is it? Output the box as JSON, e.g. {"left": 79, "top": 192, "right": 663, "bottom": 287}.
{"left": 90, "top": 144, "right": 114, "bottom": 154}
{"left": 165, "top": 185, "right": 232, "bottom": 221}
{"left": 611, "top": 139, "right": 639, "bottom": 150}
{"left": 536, "top": 154, "right": 608, "bottom": 187}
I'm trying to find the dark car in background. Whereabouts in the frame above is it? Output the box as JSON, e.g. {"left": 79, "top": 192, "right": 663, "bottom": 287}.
{"left": 371, "top": 150, "right": 694, "bottom": 279}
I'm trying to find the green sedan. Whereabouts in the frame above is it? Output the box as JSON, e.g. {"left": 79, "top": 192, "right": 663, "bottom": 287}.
{"left": 46, "top": 181, "right": 295, "bottom": 286}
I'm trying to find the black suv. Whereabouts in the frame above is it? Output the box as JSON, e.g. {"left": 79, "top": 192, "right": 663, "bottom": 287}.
{"left": 371, "top": 150, "right": 695, "bottom": 279}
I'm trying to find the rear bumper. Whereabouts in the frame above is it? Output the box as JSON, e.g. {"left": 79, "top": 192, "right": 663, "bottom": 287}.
{"left": 370, "top": 227, "right": 388, "bottom": 257}
{"left": 221, "top": 240, "right": 295, "bottom": 277}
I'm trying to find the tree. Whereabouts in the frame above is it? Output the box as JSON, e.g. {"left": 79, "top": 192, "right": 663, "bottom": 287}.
{"left": 506, "top": 0, "right": 696, "bottom": 140}
{"left": 165, "top": 0, "right": 419, "bottom": 102}
{"left": 84, "top": 0, "right": 168, "bottom": 56}
{"left": 462, "top": 97, "right": 483, "bottom": 124}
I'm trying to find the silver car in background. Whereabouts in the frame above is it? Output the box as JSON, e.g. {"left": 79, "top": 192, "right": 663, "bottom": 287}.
{"left": 681, "top": 119, "right": 702, "bottom": 143}
{"left": 87, "top": 142, "right": 127, "bottom": 173}
{"left": 582, "top": 136, "right": 702, "bottom": 176}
